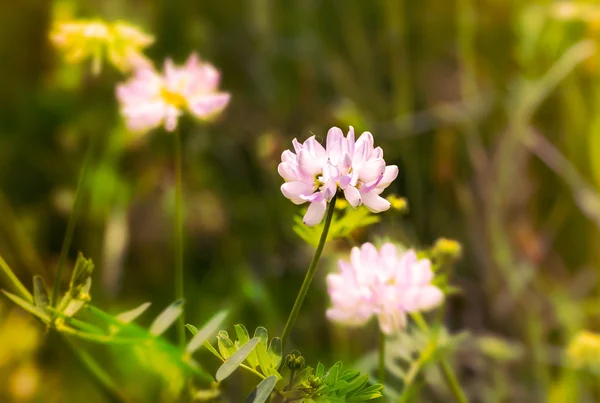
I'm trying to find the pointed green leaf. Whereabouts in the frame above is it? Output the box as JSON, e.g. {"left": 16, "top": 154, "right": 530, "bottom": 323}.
{"left": 244, "top": 375, "right": 277, "bottom": 403}
{"left": 316, "top": 362, "right": 325, "bottom": 377}
{"left": 254, "top": 326, "right": 268, "bottom": 347}
{"left": 234, "top": 324, "right": 250, "bottom": 345}
{"left": 255, "top": 339, "right": 272, "bottom": 374}
{"left": 33, "top": 276, "right": 49, "bottom": 313}
{"left": 186, "top": 310, "right": 229, "bottom": 354}
{"left": 217, "top": 330, "right": 237, "bottom": 359}
{"left": 235, "top": 324, "right": 259, "bottom": 368}
{"left": 186, "top": 324, "right": 199, "bottom": 336}
{"left": 149, "top": 299, "right": 184, "bottom": 336}
{"left": 268, "top": 337, "right": 282, "bottom": 368}
{"left": 203, "top": 340, "right": 223, "bottom": 360}
{"left": 339, "top": 374, "right": 368, "bottom": 396}
{"left": 116, "top": 302, "right": 151, "bottom": 323}
{"left": 2, "top": 290, "right": 50, "bottom": 322}
{"left": 216, "top": 338, "right": 260, "bottom": 381}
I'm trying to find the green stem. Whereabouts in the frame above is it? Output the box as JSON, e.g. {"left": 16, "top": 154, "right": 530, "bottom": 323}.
{"left": 63, "top": 336, "right": 125, "bottom": 402}
{"left": 51, "top": 134, "right": 96, "bottom": 308}
{"left": 0, "top": 254, "right": 33, "bottom": 302}
{"left": 174, "top": 128, "right": 185, "bottom": 348}
{"left": 378, "top": 330, "right": 386, "bottom": 385}
{"left": 281, "top": 194, "right": 337, "bottom": 350}
{"left": 411, "top": 313, "right": 467, "bottom": 403}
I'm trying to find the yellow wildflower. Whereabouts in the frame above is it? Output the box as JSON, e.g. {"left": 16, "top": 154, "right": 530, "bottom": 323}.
{"left": 49, "top": 19, "right": 154, "bottom": 74}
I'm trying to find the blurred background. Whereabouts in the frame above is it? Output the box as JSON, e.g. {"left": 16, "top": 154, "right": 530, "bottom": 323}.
{"left": 1, "top": 0, "right": 600, "bottom": 401}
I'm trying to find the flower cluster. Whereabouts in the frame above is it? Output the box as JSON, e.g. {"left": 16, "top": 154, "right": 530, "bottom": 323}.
{"left": 116, "top": 53, "right": 230, "bottom": 133}
{"left": 278, "top": 127, "right": 398, "bottom": 226}
{"left": 50, "top": 20, "right": 154, "bottom": 74}
{"left": 326, "top": 243, "right": 443, "bottom": 335}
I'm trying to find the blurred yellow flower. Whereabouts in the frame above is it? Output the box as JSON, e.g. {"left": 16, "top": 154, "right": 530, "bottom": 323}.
{"left": 49, "top": 19, "right": 154, "bottom": 75}
{"left": 0, "top": 311, "right": 41, "bottom": 367}
{"left": 566, "top": 330, "right": 600, "bottom": 371}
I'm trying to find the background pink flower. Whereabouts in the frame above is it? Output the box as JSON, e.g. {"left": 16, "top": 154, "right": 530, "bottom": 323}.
{"left": 116, "top": 53, "right": 230, "bottom": 134}
{"left": 326, "top": 242, "right": 444, "bottom": 335}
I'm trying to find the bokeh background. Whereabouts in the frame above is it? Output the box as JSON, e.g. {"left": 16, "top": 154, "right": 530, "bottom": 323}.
{"left": 1, "top": 0, "right": 600, "bottom": 401}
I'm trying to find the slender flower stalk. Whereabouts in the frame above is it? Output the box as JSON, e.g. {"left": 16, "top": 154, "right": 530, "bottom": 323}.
{"left": 378, "top": 330, "right": 386, "bottom": 384}
{"left": 0, "top": 254, "right": 32, "bottom": 302}
{"left": 281, "top": 194, "right": 337, "bottom": 350}
{"left": 412, "top": 313, "right": 467, "bottom": 403}
{"left": 51, "top": 134, "right": 97, "bottom": 308}
{"left": 174, "top": 128, "right": 185, "bottom": 348}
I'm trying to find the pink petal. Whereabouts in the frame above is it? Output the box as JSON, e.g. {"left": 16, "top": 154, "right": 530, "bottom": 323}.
{"left": 353, "top": 132, "right": 374, "bottom": 165}
{"left": 379, "top": 165, "right": 399, "bottom": 188}
{"left": 345, "top": 126, "right": 355, "bottom": 156}
{"left": 359, "top": 159, "right": 385, "bottom": 183}
{"left": 361, "top": 192, "right": 391, "bottom": 213}
{"left": 379, "top": 243, "right": 398, "bottom": 268}
{"left": 326, "top": 127, "right": 344, "bottom": 165}
{"left": 189, "top": 93, "right": 230, "bottom": 119}
{"left": 303, "top": 200, "right": 327, "bottom": 226}
{"left": 281, "top": 181, "right": 314, "bottom": 204}
{"left": 298, "top": 149, "right": 323, "bottom": 178}
{"left": 377, "top": 309, "right": 407, "bottom": 335}
{"left": 278, "top": 162, "right": 297, "bottom": 181}
{"left": 344, "top": 186, "right": 362, "bottom": 207}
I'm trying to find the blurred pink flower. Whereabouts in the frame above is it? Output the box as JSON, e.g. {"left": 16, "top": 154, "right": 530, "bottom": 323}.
{"left": 326, "top": 243, "right": 443, "bottom": 335}
{"left": 278, "top": 127, "right": 398, "bottom": 225}
{"left": 116, "top": 53, "right": 230, "bottom": 133}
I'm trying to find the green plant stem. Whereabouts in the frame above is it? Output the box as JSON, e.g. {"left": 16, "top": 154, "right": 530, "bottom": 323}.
{"left": 51, "top": 134, "right": 96, "bottom": 308}
{"left": 0, "top": 254, "right": 33, "bottom": 302}
{"left": 174, "top": 128, "right": 185, "bottom": 348}
{"left": 378, "top": 330, "right": 386, "bottom": 385}
{"left": 63, "top": 336, "right": 125, "bottom": 402}
{"left": 281, "top": 194, "right": 337, "bottom": 350}
{"left": 411, "top": 313, "right": 467, "bottom": 403}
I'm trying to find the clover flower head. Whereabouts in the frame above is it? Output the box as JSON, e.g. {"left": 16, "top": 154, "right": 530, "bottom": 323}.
{"left": 116, "top": 53, "right": 230, "bottom": 134}
{"left": 50, "top": 19, "right": 154, "bottom": 74}
{"left": 326, "top": 243, "right": 444, "bottom": 335}
{"left": 278, "top": 127, "right": 398, "bottom": 226}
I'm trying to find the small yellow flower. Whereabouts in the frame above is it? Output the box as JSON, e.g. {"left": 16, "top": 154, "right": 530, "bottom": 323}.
{"left": 49, "top": 19, "right": 154, "bottom": 74}
{"left": 386, "top": 194, "right": 408, "bottom": 213}
{"left": 432, "top": 237, "right": 462, "bottom": 264}
{"left": 567, "top": 330, "right": 600, "bottom": 371}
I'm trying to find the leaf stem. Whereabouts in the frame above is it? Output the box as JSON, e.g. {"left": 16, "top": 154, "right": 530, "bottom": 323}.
{"left": 379, "top": 330, "right": 386, "bottom": 385}
{"left": 51, "top": 134, "right": 96, "bottom": 307}
{"left": 174, "top": 128, "right": 185, "bottom": 348}
{"left": 281, "top": 195, "right": 337, "bottom": 350}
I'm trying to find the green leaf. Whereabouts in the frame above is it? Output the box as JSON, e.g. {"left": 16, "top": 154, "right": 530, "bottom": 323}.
{"left": 255, "top": 340, "right": 273, "bottom": 375}
{"left": 116, "top": 302, "right": 151, "bottom": 323}
{"left": 234, "top": 324, "right": 250, "bottom": 345}
{"left": 217, "top": 330, "right": 237, "bottom": 359}
{"left": 339, "top": 374, "right": 368, "bottom": 396}
{"left": 68, "top": 252, "right": 94, "bottom": 296}
{"left": 186, "top": 324, "right": 199, "bottom": 336}
{"left": 235, "top": 324, "right": 258, "bottom": 368}
{"left": 2, "top": 290, "right": 50, "bottom": 322}
{"left": 149, "top": 299, "right": 184, "bottom": 336}
{"left": 316, "top": 362, "right": 325, "bottom": 377}
{"left": 203, "top": 340, "right": 223, "bottom": 360}
{"left": 186, "top": 310, "right": 229, "bottom": 354}
{"left": 254, "top": 326, "right": 268, "bottom": 347}
{"left": 216, "top": 338, "right": 260, "bottom": 382}
{"left": 244, "top": 375, "right": 277, "bottom": 403}
{"left": 33, "top": 275, "right": 49, "bottom": 313}
{"left": 268, "top": 337, "right": 282, "bottom": 368}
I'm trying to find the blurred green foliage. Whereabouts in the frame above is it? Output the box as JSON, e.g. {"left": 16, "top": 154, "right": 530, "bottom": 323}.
{"left": 2, "top": 0, "right": 600, "bottom": 401}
